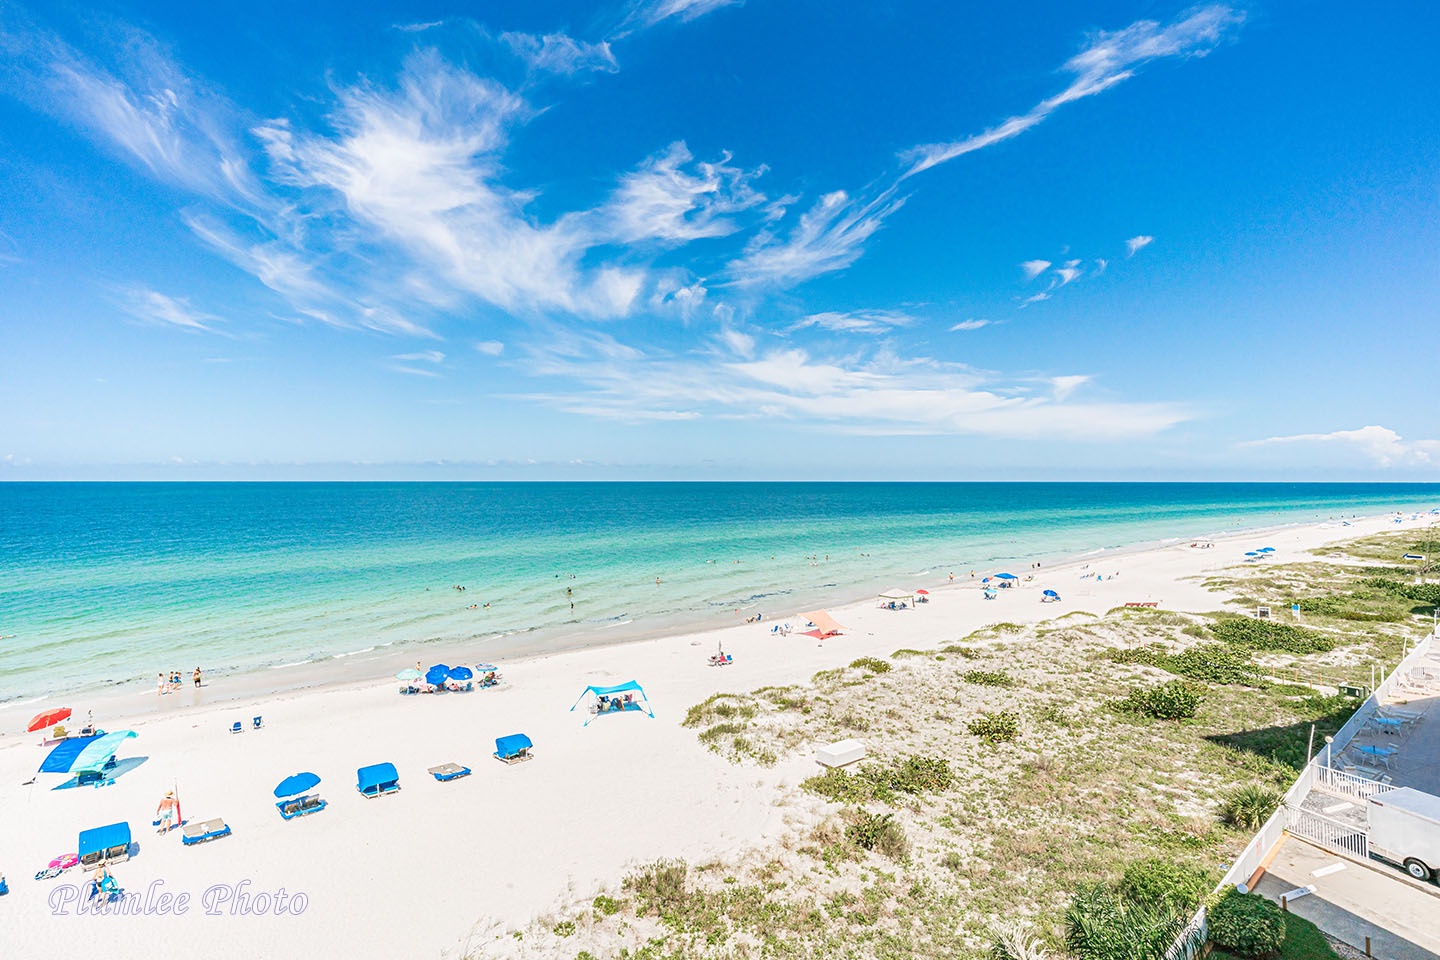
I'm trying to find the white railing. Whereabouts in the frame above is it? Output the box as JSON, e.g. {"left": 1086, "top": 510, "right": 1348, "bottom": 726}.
{"left": 1312, "top": 765, "right": 1396, "bottom": 801}
{"left": 1285, "top": 805, "right": 1369, "bottom": 860}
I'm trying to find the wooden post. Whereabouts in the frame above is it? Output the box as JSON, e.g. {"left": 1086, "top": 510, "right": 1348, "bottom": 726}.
{"left": 1280, "top": 895, "right": 1288, "bottom": 912}
{"left": 1365, "top": 935, "right": 1372, "bottom": 957}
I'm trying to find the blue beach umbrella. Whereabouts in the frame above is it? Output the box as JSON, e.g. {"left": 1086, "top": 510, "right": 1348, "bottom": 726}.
{"left": 395, "top": 668, "right": 422, "bottom": 681}
{"left": 1258, "top": 547, "right": 1275, "bottom": 553}
{"left": 425, "top": 664, "right": 452, "bottom": 686}
{"left": 274, "top": 772, "right": 321, "bottom": 798}
{"left": 474, "top": 663, "right": 498, "bottom": 672}
{"left": 448, "top": 666, "right": 474, "bottom": 681}
{"left": 1043, "top": 590, "right": 1059, "bottom": 598}
{"left": 39, "top": 731, "right": 136, "bottom": 774}
{"left": 995, "top": 573, "right": 1018, "bottom": 580}
{"left": 1244, "top": 552, "right": 1259, "bottom": 557}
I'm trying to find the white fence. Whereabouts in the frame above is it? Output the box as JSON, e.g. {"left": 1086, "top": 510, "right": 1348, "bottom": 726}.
{"left": 1285, "top": 806, "right": 1369, "bottom": 860}
{"left": 1311, "top": 765, "right": 1396, "bottom": 802}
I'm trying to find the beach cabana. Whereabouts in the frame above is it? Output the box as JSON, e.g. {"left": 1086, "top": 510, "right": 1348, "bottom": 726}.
{"left": 876, "top": 589, "right": 914, "bottom": 609}
{"left": 39, "top": 730, "right": 136, "bottom": 781}
{"left": 356, "top": 762, "right": 401, "bottom": 798}
{"left": 799, "top": 610, "right": 846, "bottom": 637}
{"left": 274, "top": 772, "right": 327, "bottom": 820}
{"left": 570, "top": 681, "right": 654, "bottom": 726}
{"left": 494, "top": 734, "right": 534, "bottom": 764}
{"left": 78, "top": 821, "right": 131, "bottom": 868}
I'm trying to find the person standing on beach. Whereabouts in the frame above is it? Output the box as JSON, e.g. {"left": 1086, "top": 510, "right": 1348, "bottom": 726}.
{"left": 155, "top": 791, "right": 177, "bottom": 834}
{"left": 157, "top": 673, "right": 166, "bottom": 696}
{"left": 193, "top": 667, "right": 202, "bottom": 688}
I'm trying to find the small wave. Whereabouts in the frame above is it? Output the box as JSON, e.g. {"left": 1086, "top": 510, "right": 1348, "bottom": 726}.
{"left": 598, "top": 619, "right": 633, "bottom": 629}
{"left": 269, "top": 659, "right": 312, "bottom": 670}
{"left": 331, "top": 646, "right": 376, "bottom": 659}
{"left": 913, "top": 569, "right": 931, "bottom": 576}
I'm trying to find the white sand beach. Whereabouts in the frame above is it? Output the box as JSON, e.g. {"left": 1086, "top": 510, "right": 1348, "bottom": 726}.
{"left": 0, "top": 511, "right": 1430, "bottom": 959}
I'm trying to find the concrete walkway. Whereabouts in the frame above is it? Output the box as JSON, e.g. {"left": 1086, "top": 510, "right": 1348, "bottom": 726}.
{"left": 1254, "top": 836, "right": 1440, "bottom": 960}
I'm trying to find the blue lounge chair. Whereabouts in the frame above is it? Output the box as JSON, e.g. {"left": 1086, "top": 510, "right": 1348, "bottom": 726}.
{"left": 252, "top": 716, "right": 263, "bottom": 730}
{"left": 427, "top": 762, "right": 471, "bottom": 782}
{"left": 356, "top": 762, "right": 401, "bottom": 798}
{"left": 229, "top": 721, "right": 243, "bottom": 734}
{"left": 276, "top": 796, "right": 327, "bottom": 820}
{"left": 494, "top": 734, "right": 533, "bottom": 765}
{"left": 78, "top": 821, "right": 131, "bottom": 868}
{"left": 181, "top": 818, "right": 232, "bottom": 846}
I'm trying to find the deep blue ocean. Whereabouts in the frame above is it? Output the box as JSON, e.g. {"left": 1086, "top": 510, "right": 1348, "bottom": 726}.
{"left": 2, "top": 482, "right": 1437, "bottom": 701}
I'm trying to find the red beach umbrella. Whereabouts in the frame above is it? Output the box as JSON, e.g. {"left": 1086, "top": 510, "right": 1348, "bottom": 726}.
{"left": 27, "top": 707, "right": 72, "bottom": 733}
{"left": 915, "top": 589, "right": 929, "bottom": 595}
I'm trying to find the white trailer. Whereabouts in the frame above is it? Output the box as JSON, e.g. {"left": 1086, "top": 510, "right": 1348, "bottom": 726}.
{"left": 1367, "top": 786, "right": 1440, "bottom": 882}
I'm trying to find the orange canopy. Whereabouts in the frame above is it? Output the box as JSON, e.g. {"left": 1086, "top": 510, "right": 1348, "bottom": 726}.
{"left": 800, "top": 610, "right": 846, "bottom": 636}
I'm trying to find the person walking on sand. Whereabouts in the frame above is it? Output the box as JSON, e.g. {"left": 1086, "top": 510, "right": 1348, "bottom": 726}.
{"left": 156, "top": 791, "right": 177, "bottom": 834}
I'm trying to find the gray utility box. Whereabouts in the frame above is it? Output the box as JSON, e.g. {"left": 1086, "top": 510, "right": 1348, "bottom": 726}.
{"left": 1368, "top": 786, "right": 1440, "bottom": 882}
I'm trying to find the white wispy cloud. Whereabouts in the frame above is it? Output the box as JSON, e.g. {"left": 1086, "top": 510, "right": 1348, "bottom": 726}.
{"left": 1126, "top": 235, "right": 1154, "bottom": 256}
{"left": 1053, "top": 259, "right": 1082, "bottom": 285}
{"left": 902, "top": 6, "right": 1243, "bottom": 176}
{"left": 517, "top": 339, "right": 1191, "bottom": 439}
{"left": 1094, "top": 258, "right": 1108, "bottom": 274}
{"left": 790, "top": 310, "right": 912, "bottom": 335}
{"left": 727, "top": 186, "right": 906, "bottom": 288}
{"left": 392, "top": 350, "right": 445, "bottom": 363}
{"left": 1020, "top": 292, "right": 1051, "bottom": 305}
{"left": 630, "top": 0, "right": 745, "bottom": 29}
{"left": 474, "top": 340, "right": 505, "bottom": 356}
{"left": 1020, "top": 259, "right": 1051, "bottom": 281}
{"left": 590, "top": 142, "right": 766, "bottom": 244}
{"left": 500, "top": 32, "right": 618, "bottom": 75}
{"left": 120, "top": 287, "right": 222, "bottom": 331}
{"left": 394, "top": 21, "right": 444, "bottom": 33}
{"left": 1243, "top": 426, "right": 1440, "bottom": 468}
{"left": 949, "top": 319, "right": 992, "bottom": 331}
{"left": 1050, "top": 375, "right": 1090, "bottom": 401}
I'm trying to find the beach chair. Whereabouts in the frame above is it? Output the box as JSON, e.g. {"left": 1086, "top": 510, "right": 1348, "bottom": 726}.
{"left": 51, "top": 725, "right": 69, "bottom": 739}
{"left": 252, "top": 716, "right": 263, "bottom": 730}
{"left": 229, "top": 721, "right": 243, "bottom": 734}
{"left": 276, "top": 796, "right": 327, "bottom": 820}
{"left": 181, "top": 818, "right": 232, "bottom": 846}
{"left": 356, "top": 762, "right": 401, "bottom": 798}
{"left": 78, "top": 822, "right": 131, "bottom": 868}
{"left": 427, "top": 762, "right": 472, "bottom": 782}
{"left": 494, "top": 734, "right": 533, "bottom": 765}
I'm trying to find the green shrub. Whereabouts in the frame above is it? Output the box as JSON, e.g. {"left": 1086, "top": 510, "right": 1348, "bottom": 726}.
{"left": 845, "top": 811, "right": 908, "bottom": 859}
{"left": 592, "top": 894, "right": 622, "bottom": 916}
{"left": 1208, "top": 888, "right": 1285, "bottom": 957}
{"left": 968, "top": 710, "right": 1020, "bottom": 743}
{"left": 1219, "top": 784, "right": 1283, "bottom": 830}
{"left": 1210, "top": 617, "right": 1334, "bottom": 654}
{"left": 849, "top": 656, "right": 891, "bottom": 674}
{"left": 1105, "top": 643, "right": 1264, "bottom": 687}
{"left": 802, "top": 755, "right": 954, "bottom": 803}
{"left": 552, "top": 919, "right": 576, "bottom": 938}
{"left": 1360, "top": 576, "right": 1440, "bottom": 607}
{"left": 623, "top": 859, "right": 690, "bottom": 918}
{"left": 1119, "top": 858, "right": 1215, "bottom": 912}
{"left": 1065, "top": 883, "right": 1195, "bottom": 960}
{"left": 1112, "top": 680, "right": 1203, "bottom": 720}
{"left": 963, "top": 669, "right": 1015, "bottom": 687}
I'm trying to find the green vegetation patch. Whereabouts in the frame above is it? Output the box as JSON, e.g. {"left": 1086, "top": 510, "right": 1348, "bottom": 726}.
{"left": 1111, "top": 680, "right": 1203, "bottom": 721}
{"left": 961, "top": 668, "right": 1015, "bottom": 687}
{"left": 967, "top": 709, "right": 1020, "bottom": 743}
{"left": 803, "top": 754, "right": 954, "bottom": 804}
{"left": 1210, "top": 616, "right": 1335, "bottom": 654}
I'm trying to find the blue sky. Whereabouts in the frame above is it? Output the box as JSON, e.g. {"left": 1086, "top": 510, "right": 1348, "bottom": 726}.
{"left": 1, "top": 1, "right": 1437, "bottom": 480}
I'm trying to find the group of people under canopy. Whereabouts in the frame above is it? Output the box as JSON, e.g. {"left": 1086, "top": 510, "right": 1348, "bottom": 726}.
{"left": 570, "top": 680, "right": 655, "bottom": 726}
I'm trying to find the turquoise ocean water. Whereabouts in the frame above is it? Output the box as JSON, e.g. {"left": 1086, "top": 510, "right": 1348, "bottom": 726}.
{"left": 2, "top": 482, "right": 1438, "bottom": 702}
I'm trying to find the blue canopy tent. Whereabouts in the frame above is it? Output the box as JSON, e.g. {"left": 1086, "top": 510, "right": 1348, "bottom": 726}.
{"left": 494, "top": 733, "right": 533, "bottom": 764}
{"left": 356, "top": 762, "right": 400, "bottom": 798}
{"left": 994, "top": 573, "right": 1018, "bottom": 588}
{"left": 274, "top": 772, "right": 326, "bottom": 820}
{"left": 78, "top": 821, "right": 131, "bottom": 868}
{"left": 570, "top": 680, "right": 654, "bottom": 726}
{"left": 40, "top": 731, "right": 137, "bottom": 784}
